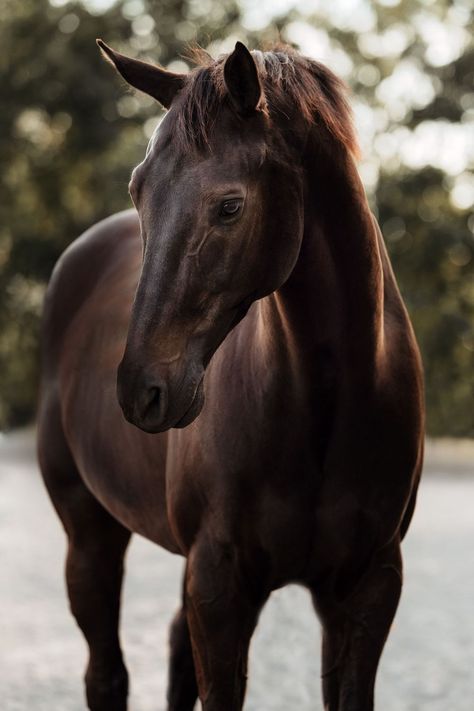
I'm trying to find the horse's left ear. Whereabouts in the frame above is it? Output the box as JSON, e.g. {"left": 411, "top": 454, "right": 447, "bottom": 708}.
{"left": 224, "top": 42, "right": 262, "bottom": 116}
{"left": 97, "top": 39, "right": 185, "bottom": 109}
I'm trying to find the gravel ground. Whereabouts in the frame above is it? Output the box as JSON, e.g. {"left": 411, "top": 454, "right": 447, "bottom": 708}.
{"left": 1, "top": 429, "right": 473, "bottom": 710}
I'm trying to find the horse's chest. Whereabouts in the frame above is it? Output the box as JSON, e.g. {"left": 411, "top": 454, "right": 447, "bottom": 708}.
{"left": 242, "top": 467, "right": 322, "bottom": 582}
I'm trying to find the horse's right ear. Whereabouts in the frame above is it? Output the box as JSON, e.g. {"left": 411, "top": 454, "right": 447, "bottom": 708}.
{"left": 97, "top": 39, "right": 185, "bottom": 109}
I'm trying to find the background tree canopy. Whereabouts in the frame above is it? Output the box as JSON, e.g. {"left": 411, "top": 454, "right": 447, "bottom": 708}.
{"left": 0, "top": 0, "right": 473, "bottom": 436}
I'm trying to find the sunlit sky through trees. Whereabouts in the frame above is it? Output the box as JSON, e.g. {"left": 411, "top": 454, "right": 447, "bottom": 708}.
{"left": 48, "top": 0, "right": 474, "bottom": 205}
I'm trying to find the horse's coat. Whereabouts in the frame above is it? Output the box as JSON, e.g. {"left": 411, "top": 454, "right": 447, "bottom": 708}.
{"left": 38, "top": 41, "right": 424, "bottom": 711}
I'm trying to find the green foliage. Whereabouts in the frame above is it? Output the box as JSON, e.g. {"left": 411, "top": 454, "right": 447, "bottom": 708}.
{"left": 0, "top": 0, "right": 472, "bottom": 435}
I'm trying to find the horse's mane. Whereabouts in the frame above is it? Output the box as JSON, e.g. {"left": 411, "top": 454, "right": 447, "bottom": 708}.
{"left": 172, "top": 44, "right": 359, "bottom": 158}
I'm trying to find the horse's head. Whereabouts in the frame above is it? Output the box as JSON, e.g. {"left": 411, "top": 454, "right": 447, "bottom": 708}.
{"left": 98, "top": 41, "right": 307, "bottom": 432}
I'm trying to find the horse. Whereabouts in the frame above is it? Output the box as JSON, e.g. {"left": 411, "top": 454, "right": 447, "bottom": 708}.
{"left": 37, "top": 39, "right": 424, "bottom": 711}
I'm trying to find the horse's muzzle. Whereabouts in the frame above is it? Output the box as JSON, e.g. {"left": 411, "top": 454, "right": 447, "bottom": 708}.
{"left": 116, "top": 359, "right": 204, "bottom": 433}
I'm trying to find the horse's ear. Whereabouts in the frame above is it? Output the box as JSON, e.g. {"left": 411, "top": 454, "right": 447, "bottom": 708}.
{"left": 223, "top": 41, "right": 262, "bottom": 116}
{"left": 96, "top": 39, "right": 185, "bottom": 109}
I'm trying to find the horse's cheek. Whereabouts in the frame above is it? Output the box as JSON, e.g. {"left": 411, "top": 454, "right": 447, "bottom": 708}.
{"left": 197, "top": 234, "right": 234, "bottom": 288}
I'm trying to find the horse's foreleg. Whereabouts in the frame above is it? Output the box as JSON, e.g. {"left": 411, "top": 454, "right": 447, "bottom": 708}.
{"left": 38, "top": 398, "right": 131, "bottom": 711}
{"left": 167, "top": 603, "right": 198, "bottom": 711}
{"left": 66, "top": 520, "right": 131, "bottom": 711}
{"left": 184, "top": 537, "right": 267, "bottom": 711}
{"left": 313, "top": 541, "right": 402, "bottom": 711}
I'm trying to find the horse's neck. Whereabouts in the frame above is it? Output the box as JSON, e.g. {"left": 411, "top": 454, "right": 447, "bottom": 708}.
{"left": 269, "top": 143, "right": 385, "bottom": 388}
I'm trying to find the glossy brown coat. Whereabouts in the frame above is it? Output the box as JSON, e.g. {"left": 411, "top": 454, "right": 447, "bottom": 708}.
{"left": 38, "top": 42, "right": 424, "bottom": 711}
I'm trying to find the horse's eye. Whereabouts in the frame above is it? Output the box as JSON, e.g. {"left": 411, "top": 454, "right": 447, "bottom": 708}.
{"left": 219, "top": 199, "right": 243, "bottom": 220}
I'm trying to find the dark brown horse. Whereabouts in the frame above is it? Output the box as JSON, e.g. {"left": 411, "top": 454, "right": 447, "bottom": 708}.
{"left": 37, "top": 40, "right": 424, "bottom": 711}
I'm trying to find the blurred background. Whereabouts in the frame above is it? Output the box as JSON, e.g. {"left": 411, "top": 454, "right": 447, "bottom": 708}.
{"left": 0, "top": 1, "right": 473, "bottom": 710}
{"left": 0, "top": 0, "right": 473, "bottom": 435}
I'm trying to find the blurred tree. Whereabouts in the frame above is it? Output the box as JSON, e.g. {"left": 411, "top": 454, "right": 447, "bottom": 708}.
{"left": 378, "top": 167, "right": 473, "bottom": 436}
{"left": 0, "top": 0, "right": 472, "bottom": 437}
{"left": 353, "top": 0, "right": 474, "bottom": 436}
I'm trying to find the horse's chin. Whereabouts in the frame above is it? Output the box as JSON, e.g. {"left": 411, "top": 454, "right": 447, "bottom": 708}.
{"left": 173, "top": 379, "right": 205, "bottom": 429}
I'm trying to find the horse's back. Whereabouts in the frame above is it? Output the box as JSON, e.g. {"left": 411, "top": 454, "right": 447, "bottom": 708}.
{"left": 41, "top": 210, "right": 139, "bottom": 369}
{"left": 39, "top": 210, "right": 179, "bottom": 550}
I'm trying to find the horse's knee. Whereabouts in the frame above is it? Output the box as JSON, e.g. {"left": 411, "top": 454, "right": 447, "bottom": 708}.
{"left": 168, "top": 607, "right": 198, "bottom": 711}
{"left": 85, "top": 660, "right": 128, "bottom": 711}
